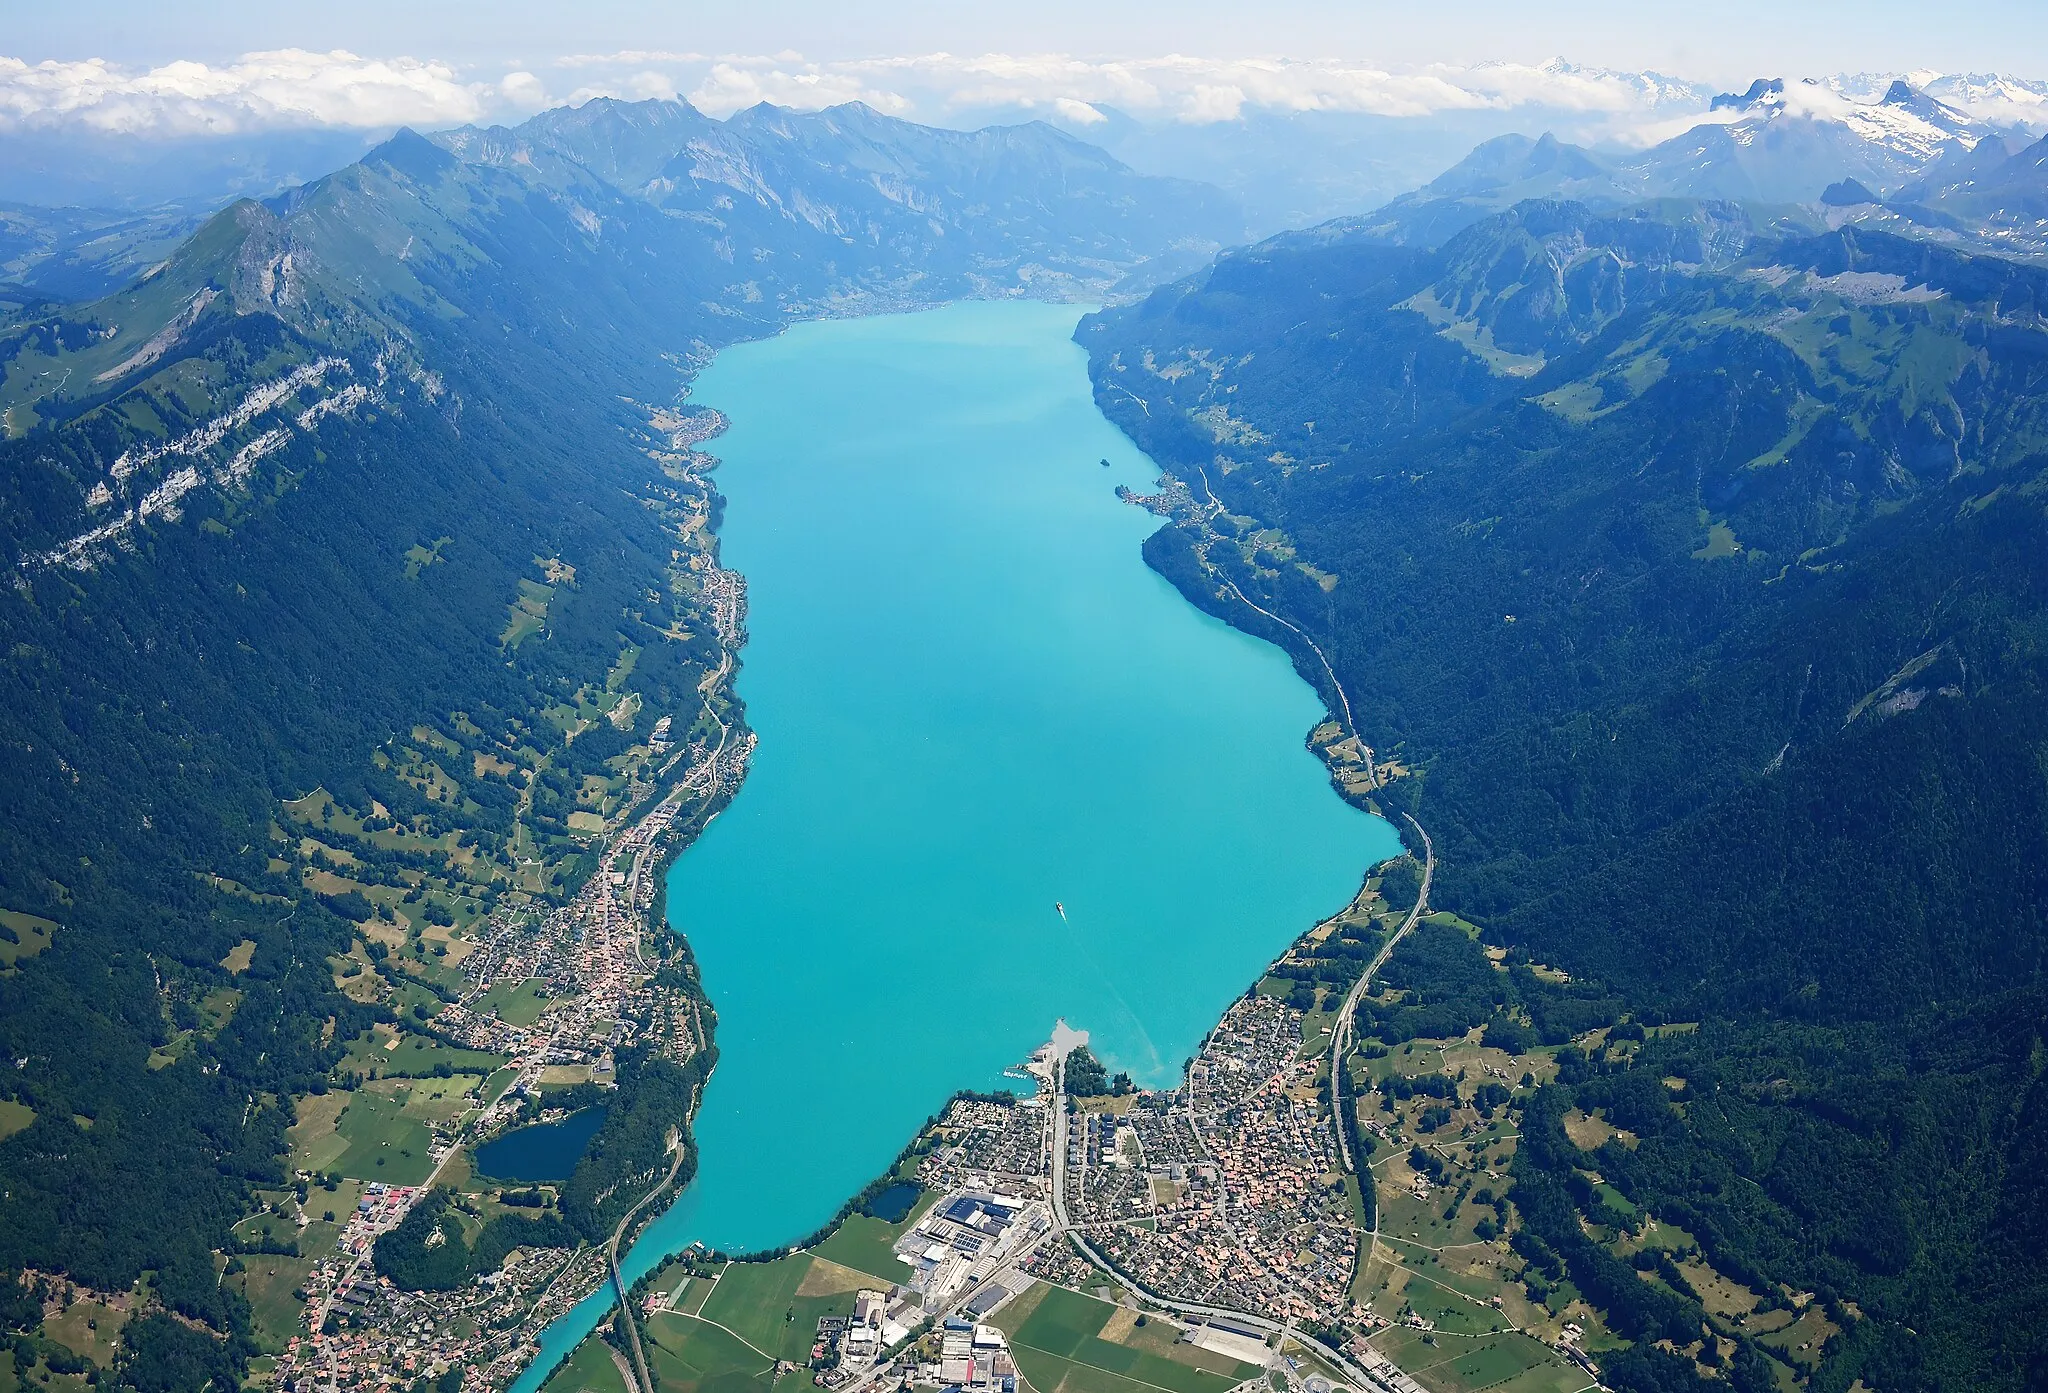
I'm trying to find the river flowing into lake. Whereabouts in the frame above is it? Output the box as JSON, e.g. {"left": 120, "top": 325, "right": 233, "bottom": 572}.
{"left": 512, "top": 300, "right": 1399, "bottom": 1390}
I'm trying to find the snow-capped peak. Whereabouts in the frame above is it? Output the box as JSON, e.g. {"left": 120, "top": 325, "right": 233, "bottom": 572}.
{"left": 1702, "top": 75, "right": 1992, "bottom": 163}
{"left": 1830, "top": 71, "right": 2048, "bottom": 133}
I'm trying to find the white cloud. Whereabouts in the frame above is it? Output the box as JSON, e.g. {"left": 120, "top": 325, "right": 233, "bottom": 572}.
{"left": 684, "top": 57, "right": 913, "bottom": 117}
{"left": 498, "top": 70, "right": 551, "bottom": 113}
{"left": 17, "top": 46, "right": 2041, "bottom": 148}
{"left": 0, "top": 47, "right": 1735, "bottom": 141}
{"left": 1181, "top": 84, "right": 1246, "bottom": 123}
{"left": 626, "top": 71, "right": 680, "bottom": 101}
{"left": 0, "top": 49, "right": 501, "bottom": 135}
{"left": 555, "top": 50, "right": 709, "bottom": 68}
{"left": 767, "top": 53, "right": 1712, "bottom": 125}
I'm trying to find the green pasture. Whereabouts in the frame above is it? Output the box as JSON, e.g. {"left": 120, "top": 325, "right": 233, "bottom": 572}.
{"left": 697, "top": 1257, "right": 812, "bottom": 1358}
{"left": 810, "top": 1214, "right": 916, "bottom": 1285}
{"left": 643, "top": 1312, "right": 778, "bottom": 1393}
{"left": 997, "top": 1284, "right": 1258, "bottom": 1393}
{"left": 329, "top": 1088, "right": 436, "bottom": 1183}
{"left": 1370, "top": 1327, "right": 1582, "bottom": 1393}
{"left": 479, "top": 977, "right": 552, "bottom": 1027}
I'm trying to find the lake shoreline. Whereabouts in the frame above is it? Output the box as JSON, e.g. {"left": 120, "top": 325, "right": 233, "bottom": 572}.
{"left": 514, "top": 301, "right": 1400, "bottom": 1392}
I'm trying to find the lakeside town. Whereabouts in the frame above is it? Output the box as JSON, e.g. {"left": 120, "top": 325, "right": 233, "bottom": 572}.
{"left": 628, "top": 1005, "right": 1395, "bottom": 1393}
{"left": 250, "top": 405, "right": 756, "bottom": 1393}
{"left": 589, "top": 798, "right": 1639, "bottom": 1393}
{"left": 1070, "top": 993, "right": 1360, "bottom": 1324}
{"left": 270, "top": 770, "right": 728, "bottom": 1393}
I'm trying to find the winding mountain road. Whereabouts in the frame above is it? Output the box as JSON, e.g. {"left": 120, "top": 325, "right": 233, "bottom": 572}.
{"left": 1192, "top": 466, "right": 1364, "bottom": 770}
{"left": 1330, "top": 814, "right": 1434, "bottom": 1175}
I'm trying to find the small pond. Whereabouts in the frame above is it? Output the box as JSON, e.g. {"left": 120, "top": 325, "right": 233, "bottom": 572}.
{"left": 862, "top": 1181, "right": 921, "bottom": 1225}
{"left": 472, "top": 1108, "right": 605, "bottom": 1183}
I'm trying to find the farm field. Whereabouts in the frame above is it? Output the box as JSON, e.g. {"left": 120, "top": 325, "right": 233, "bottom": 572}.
{"left": 40, "top": 1298, "right": 125, "bottom": 1367}
{"left": 695, "top": 1257, "right": 813, "bottom": 1358}
{"left": 1368, "top": 1327, "right": 1585, "bottom": 1393}
{"left": 287, "top": 1091, "right": 350, "bottom": 1170}
{"left": 399, "top": 1072, "right": 485, "bottom": 1120}
{"left": 696, "top": 1254, "right": 877, "bottom": 1364}
{"left": 994, "top": 1283, "right": 1260, "bottom": 1393}
{"left": 320, "top": 1084, "right": 439, "bottom": 1182}
{"left": 341, "top": 1024, "right": 506, "bottom": 1078}
{"left": 809, "top": 1212, "right": 918, "bottom": 1285}
{"left": 234, "top": 1253, "right": 323, "bottom": 1351}
{"left": 478, "top": 977, "right": 552, "bottom": 1027}
{"left": 643, "top": 1311, "right": 779, "bottom": 1393}
{"left": 662, "top": 1275, "right": 719, "bottom": 1317}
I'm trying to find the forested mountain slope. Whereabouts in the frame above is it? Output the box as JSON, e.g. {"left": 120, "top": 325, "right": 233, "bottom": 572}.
{"left": 0, "top": 99, "right": 1228, "bottom": 1388}
{"left": 436, "top": 96, "right": 1243, "bottom": 302}
{"left": 1082, "top": 202, "right": 2048, "bottom": 1391}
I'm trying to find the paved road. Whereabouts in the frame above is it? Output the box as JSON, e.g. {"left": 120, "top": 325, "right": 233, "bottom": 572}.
{"left": 1330, "top": 814, "right": 1433, "bottom": 1308}
{"left": 1191, "top": 466, "right": 1364, "bottom": 771}
{"left": 606, "top": 1130, "right": 690, "bottom": 1393}
{"left": 1329, "top": 814, "right": 1434, "bottom": 1175}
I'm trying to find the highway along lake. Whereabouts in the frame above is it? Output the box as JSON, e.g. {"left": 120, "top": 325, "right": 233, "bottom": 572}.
{"left": 514, "top": 299, "right": 1398, "bottom": 1387}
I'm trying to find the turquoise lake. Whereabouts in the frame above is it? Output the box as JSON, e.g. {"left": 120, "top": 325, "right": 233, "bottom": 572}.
{"left": 514, "top": 300, "right": 1399, "bottom": 1389}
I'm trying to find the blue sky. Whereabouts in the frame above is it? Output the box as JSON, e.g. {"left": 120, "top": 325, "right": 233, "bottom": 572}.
{"left": 15, "top": 0, "right": 2048, "bottom": 81}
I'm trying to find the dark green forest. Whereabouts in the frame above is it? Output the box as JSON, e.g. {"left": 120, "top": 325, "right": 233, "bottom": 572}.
{"left": 561, "top": 1041, "right": 716, "bottom": 1243}
{"left": 1085, "top": 203, "right": 2048, "bottom": 1391}
{"left": 371, "top": 1189, "right": 579, "bottom": 1292}
{"left": 0, "top": 131, "right": 767, "bottom": 1385}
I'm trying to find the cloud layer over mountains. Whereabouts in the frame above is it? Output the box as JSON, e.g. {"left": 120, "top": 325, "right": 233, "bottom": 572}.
{"left": 0, "top": 50, "right": 535, "bottom": 136}
{"left": 666, "top": 54, "right": 1714, "bottom": 127}
{"left": 5, "top": 47, "right": 2045, "bottom": 225}
{"left": 7, "top": 47, "right": 2044, "bottom": 144}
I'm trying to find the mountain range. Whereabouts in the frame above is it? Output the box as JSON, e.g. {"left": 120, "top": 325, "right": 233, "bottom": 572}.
{"left": 3, "top": 61, "right": 2045, "bottom": 238}
{"left": 1, "top": 95, "right": 1241, "bottom": 553}
{"left": 0, "top": 94, "right": 1242, "bottom": 336}
{"left": 1347, "top": 77, "right": 2047, "bottom": 248}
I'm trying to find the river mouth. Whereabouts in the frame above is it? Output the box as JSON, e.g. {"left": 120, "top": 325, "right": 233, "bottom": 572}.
{"left": 514, "top": 300, "right": 1398, "bottom": 1389}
